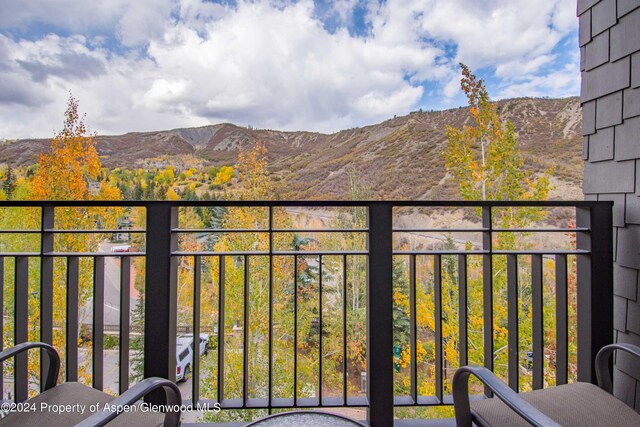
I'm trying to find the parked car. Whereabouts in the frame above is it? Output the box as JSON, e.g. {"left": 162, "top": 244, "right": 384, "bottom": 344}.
{"left": 175, "top": 334, "right": 210, "bottom": 383}
{"left": 177, "top": 333, "right": 209, "bottom": 356}
{"left": 175, "top": 344, "right": 192, "bottom": 382}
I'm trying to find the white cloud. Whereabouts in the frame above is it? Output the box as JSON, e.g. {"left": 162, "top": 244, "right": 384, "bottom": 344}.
{"left": 0, "top": 0, "right": 579, "bottom": 139}
{"left": 145, "top": 0, "right": 449, "bottom": 130}
{"left": 330, "top": 0, "right": 360, "bottom": 26}
{"left": 496, "top": 61, "right": 581, "bottom": 100}
{"left": 0, "top": 0, "right": 175, "bottom": 47}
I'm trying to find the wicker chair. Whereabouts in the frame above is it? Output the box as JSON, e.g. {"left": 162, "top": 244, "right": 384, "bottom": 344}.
{"left": 452, "top": 343, "right": 640, "bottom": 426}
{"left": 0, "top": 342, "right": 181, "bottom": 427}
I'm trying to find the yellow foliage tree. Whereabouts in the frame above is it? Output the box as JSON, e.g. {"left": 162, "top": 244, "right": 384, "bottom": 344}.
{"left": 213, "top": 166, "right": 234, "bottom": 186}
{"left": 22, "top": 93, "right": 123, "bottom": 387}
{"left": 31, "top": 95, "right": 100, "bottom": 201}
{"left": 438, "top": 64, "right": 556, "bottom": 392}
{"left": 445, "top": 63, "right": 552, "bottom": 206}
{"left": 236, "top": 143, "right": 269, "bottom": 200}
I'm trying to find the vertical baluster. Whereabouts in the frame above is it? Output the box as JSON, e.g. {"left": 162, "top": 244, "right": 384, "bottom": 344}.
{"left": 243, "top": 255, "right": 249, "bottom": 405}
{"left": 0, "top": 257, "right": 3, "bottom": 397}
{"left": 268, "top": 207, "right": 273, "bottom": 409}
{"left": 555, "top": 254, "right": 568, "bottom": 385}
{"left": 14, "top": 256, "right": 28, "bottom": 402}
{"left": 218, "top": 256, "right": 226, "bottom": 404}
{"left": 531, "top": 254, "right": 543, "bottom": 390}
{"left": 434, "top": 255, "right": 443, "bottom": 403}
{"left": 318, "top": 255, "right": 323, "bottom": 405}
{"left": 458, "top": 255, "right": 468, "bottom": 368}
{"left": 293, "top": 255, "right": 298, "bottom": 405}
{"left": 193, "top": 255, "right": 202, "bottom": 404}
{"left": 507, "top": 254, "right": 519, "bottom": 391}
{"left": 40, "top": 205, "right": 54, "bottom": 392}
{"left": 409, "top": 255, "right": 417, "bottom": 403}
{"left": 93, "top": 257, "right": 105, "bottom": 390}
{"left": 482, "top": 206, "right": 493, "bottom": 397}
{"left": 119, "top": 256, "right": 130, "bottom": 393}
{"left": 66, "top": 256, "right": 79, "bottom": 382}
{"left": 342, "top": 254, "right": 348, "bottom": 405}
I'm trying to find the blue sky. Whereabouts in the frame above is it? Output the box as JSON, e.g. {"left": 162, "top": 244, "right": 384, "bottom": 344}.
{"left": 0, "top": 0, "right": 579, "bottom": 139}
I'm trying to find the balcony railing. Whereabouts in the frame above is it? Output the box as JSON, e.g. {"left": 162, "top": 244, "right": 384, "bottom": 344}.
{"left": 0, "top": 200, "right": 612, "bottom": 426}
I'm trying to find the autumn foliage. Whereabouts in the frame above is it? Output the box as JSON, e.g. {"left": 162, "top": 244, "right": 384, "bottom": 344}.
{"left": 445, "top": 64, "right": 552, "bottom": 204}
{"left": 31, "top": 95, "right": 100, "bottom": 200}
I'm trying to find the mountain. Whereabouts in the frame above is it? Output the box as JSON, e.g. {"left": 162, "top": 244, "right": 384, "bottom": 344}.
{"left": 0, "top": 97, "right": 583, "bottom": 200}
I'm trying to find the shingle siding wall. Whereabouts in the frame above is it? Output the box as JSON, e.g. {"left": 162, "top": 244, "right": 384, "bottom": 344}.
{"left": 580, "top": 0, "right": 640, "bottom": 410}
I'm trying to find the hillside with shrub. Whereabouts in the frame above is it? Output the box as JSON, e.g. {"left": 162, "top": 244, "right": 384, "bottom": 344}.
{"left": 0, "top": 96, "right": 582, "bottom": 201}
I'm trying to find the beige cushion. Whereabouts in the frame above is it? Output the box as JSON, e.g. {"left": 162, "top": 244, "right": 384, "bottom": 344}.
{"left": 471, "top": 382, "right": 640, "bottom": 427}
{"left": 0, "top": 382, "right": 165, "bottom": 427}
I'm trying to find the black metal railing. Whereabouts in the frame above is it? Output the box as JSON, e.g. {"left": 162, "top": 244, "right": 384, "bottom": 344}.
{"left": 0, "top": 200, "right": 612, "bottom": 426}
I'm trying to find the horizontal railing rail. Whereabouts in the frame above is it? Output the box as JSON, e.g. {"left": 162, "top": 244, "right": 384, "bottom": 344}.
{"left": 0, "top": 200, "right": 612, "bottom": 427}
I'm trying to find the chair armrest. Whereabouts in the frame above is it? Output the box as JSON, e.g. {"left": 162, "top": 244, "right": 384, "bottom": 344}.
{"left": 0, "top": 342, "right": 60, "bottom": 391}
{"left": 453, "top": 366, "right": 561, "bottom": 427}
{"left": 74, "top": 377, "right": 182, "bottom": 427}
{"left": 596, "top": 343, "right": 640, "bottom": 394}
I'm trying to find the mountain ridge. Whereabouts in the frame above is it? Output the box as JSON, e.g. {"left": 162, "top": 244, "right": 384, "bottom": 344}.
{"left": 0, "top": 96, "right": 583, "bottom": 200}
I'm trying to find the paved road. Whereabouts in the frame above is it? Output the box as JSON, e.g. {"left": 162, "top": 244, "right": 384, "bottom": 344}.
{"left": 102, "top": 349, "right": 190, "bottom": 394}
{"left": 82, "top": 241, "right": 139, "bottom": 327}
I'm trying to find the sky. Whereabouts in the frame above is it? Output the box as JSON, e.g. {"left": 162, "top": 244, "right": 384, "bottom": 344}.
{"left": 0, "top": 0, "right": 580, "bottom": 139}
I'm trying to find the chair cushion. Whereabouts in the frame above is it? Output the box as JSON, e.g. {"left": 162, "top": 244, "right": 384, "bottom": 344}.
{"left": 0, "top": 382, "right": 165, "bottom": 427}
{"left": 470, "top": 382, "right": 640, "bottom": 427}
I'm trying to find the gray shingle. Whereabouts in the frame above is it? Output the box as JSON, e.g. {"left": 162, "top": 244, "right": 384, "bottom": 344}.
{"left": 618, "top": 330, "right": 640, "bottom": 347}
{"left": 597, "top": 92, "right": 623, "bottom": 128}
{"left": 613, "top": 368, "right": 638, "bottom": 406}
{"left": 626, "top": 194, "right": 640, "bottom": 225}
{"left": 589, "top": 127, "right": 615, "bottom": 161}
{"left": 580, "top": 9, "right": 592, "bottom": 46}
{"left": 614, "top": 262, "right": 638, "bottom": 300}
{"left": 629, "top": 300, "right": 640, "bottom": 334}
{"left": 611, "top": 7, "right": 640, "bottom": 61}
{"left": 581, "top": 57, "right": 630, "bottom": 101}
{"left": 614, "top": 232, "right": 620, "bottom": 258}
{"left": 583, "top": 136, "right": 590, "bottom": 160}
{"left": 600, "top": 193, "right": 626, "bottom": 226}
{"left": 618, "top": 0, "right": 640, "bottom": 18}
{"left": 616, "top": 295, "right": 629, "bottom": 331}
{"left": 615, "top": 116, "right": 640, "bottom": 160}
{"left": 633, "top": 52, "right": 640, "bottom": 88}
{"left": 617, "top": 331, "right": 640, "bottom": 381}
{"left": 624, "top": 88, "right": 640, "bottom": 118}
{"left": 585, "top": 30, "right": 610, "bottom": 70}
{"left": 584, "top": 160, "right": 635, "bottom": 194}
{"left": 578, "top": 0, "right": 601, "bottom": 16}
{"left": 592, "top": 0, "right": 618, "bottom": 36}
{"left": 581, "top": 46, "right": 587, "bottom": 71}
{"left": 583, "top": 100, "right": 597, "bottom": 135}
{"left": 617, "top": 225, "right": 640, "bottom": 268}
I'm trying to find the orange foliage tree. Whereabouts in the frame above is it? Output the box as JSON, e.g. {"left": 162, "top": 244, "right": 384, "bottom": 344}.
{"left": 22, "top": 93, "right": 123, "bottom": 388}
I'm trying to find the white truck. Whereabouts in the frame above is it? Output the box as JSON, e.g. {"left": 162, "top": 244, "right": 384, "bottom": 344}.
{"left": 175, "top": 333, "right": 209, "bottom": 382}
